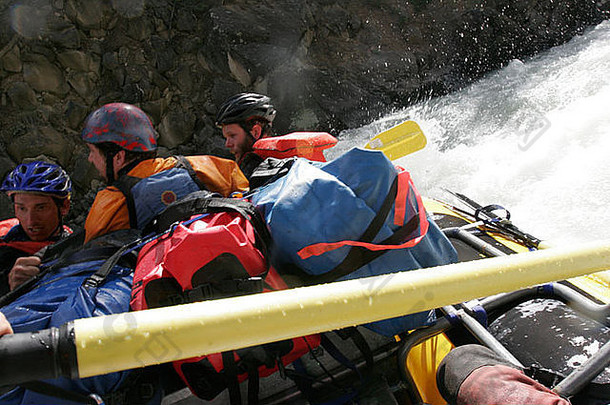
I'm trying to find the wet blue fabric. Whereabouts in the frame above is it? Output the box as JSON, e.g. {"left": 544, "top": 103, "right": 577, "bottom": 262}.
{"left": 130, "top": 167, "right": 201, "bottom": 229}
{"left": 251, "top": 148, "right": 458, "bottom": 336}
{"left": 0, "top": 259, "right": 133, "bottom": 404}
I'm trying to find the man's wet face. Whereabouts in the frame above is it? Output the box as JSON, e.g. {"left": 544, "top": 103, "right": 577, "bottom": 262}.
{"left": 13, "top": 193, "right": 61, "bottom": 241}
{"left": 222, "top": 123, "right": 254, "bottom": 162}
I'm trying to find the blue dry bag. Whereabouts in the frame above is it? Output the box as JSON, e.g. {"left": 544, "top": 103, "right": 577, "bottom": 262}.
{"left": 251, "top": 148, "right": 458, "bottom": 336}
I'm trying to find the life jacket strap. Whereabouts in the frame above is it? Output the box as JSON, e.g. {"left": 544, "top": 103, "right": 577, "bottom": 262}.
{"left": 113, "top": 174, "right": 141, "bottom": 229}
{"left": 113, "top": 156, "right": 207, "bottom": 232}
{"left": 174, "top": 155, "right": 207, "bottom": 191}
{"left": 160, "top": 277, "right": 265, "bottom": 306}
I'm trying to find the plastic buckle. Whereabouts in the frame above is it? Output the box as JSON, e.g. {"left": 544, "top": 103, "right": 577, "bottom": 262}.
{"left": 309, "top": 345, "right": 324, "bottom": 358}
{"left": 166, "top": 293, "right": 185, "bottom": 306}
{"left": 188, "top": 284, "right": 214, "bottom": 301}
{"left": 247, "top": 277, "right": 264, "bottom": 293}
{"left": 235, "top": 277, "right": 264, "bottom": 294}
{"left": 139, "top": 382, "right": 155, "bottom": 400}
{"left": 83, "top": 274, "right": 104, "bottom": 289}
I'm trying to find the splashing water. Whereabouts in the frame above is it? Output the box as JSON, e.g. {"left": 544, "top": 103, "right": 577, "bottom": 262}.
{"left": 334, "top": 20, "right": 610, "bottom": 246}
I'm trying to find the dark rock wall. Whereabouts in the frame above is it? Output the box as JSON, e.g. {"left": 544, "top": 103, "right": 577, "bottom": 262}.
{"left": 0, "top": 0, "right": 608, "bottom": 225}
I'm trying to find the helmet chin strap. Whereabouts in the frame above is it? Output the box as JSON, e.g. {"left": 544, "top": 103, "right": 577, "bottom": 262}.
{"left": 240, "top": 121, "right": 266, "bottom": 142}
{"left": 52, "top": 214, "right": 63, "bottom": 238}
{"left": 105, "top": 150, "right": 116, "bottom": 184}
{"left": 50, "top": 198, "right": 66, "bottom": 239}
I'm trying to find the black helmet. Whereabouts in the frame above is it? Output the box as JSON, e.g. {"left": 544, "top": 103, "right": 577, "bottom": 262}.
{"left": 216, "top": 93, "right": 277, "bottom": 127}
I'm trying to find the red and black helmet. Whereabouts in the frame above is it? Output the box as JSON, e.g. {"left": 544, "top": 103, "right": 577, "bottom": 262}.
{"left": 81, "top": 103, "right": 158, "bottom": 152}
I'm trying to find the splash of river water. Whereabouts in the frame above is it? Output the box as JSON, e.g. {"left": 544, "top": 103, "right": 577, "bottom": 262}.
{"left": 334, "top": 20, "right": 610, "bottom": 246}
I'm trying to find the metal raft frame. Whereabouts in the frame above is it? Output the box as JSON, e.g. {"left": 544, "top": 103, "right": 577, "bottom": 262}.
{"left": 396, "top": 226, "right": 610, "bottom": 404}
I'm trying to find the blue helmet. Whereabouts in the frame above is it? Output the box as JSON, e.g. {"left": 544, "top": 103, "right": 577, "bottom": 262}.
{"left": 1, "top": 161, "right": 72, "bottom": 199}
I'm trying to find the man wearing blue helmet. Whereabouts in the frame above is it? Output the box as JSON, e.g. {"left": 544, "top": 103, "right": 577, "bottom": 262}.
{"left": 0, "top": 161, "right": 72, "bottom": 294}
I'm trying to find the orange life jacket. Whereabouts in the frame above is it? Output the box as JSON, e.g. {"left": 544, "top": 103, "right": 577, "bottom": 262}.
{"left": 84, "top": 155, "right": 248, "bottom": 243}
{"left": 253, "top": 132, "right": 338, "bottom": 162}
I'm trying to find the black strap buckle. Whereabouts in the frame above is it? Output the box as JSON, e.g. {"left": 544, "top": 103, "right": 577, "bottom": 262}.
{"left": 83, "top": 274, "right": 105, "bottom": 289}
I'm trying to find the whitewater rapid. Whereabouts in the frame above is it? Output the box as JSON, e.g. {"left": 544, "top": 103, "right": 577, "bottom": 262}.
{"left": 334, "top": 20, "right": 610, "bottom": 246}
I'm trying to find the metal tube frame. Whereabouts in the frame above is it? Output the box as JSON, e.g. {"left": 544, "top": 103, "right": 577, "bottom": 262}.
{"left": 396, "top": 226, "right": 610, "bottom": 403}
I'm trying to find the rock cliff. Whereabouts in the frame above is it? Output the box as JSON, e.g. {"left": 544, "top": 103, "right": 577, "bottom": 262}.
{"left": 0, "top": 0, "right": 608, "bottom": 223}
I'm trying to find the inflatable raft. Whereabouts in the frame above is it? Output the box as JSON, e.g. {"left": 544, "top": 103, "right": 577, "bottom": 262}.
{"left": 0, "top": 121, "right": 608, "bottom": 404}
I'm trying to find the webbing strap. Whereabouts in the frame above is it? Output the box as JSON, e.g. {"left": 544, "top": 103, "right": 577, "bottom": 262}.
{"left": 20, "top": 381, "right": 101, "bottom": 405}
{"left": 297, "top": 170, "right": 426, "bottom": 260}
{"left": 174, "top": 155, "right": 207, "bottom": 191}
{"left": 154, "top": 196, "right": 271, "bottom": 258}
{"left": 247, "top": 363, "right": 260, "bottom": 405}
{"left": 220, "top": 352, "right": 262, "bottom": 405}
{"left": 112, "top": 175, "right": 141, "bottom": 229}
{"left": 320, "top": 334, "right": 361, "bottom": 378}
{"left": 83, "top": 232, "right": 150, "bottom": 289}
{"left": 394, "top": 169, "right": 408, "bottom": 226}
{"left": 339, "top": 327, "right": 374, "bottom": 371}
{"left": 286, "top": 359, "right": 316, "bottom": 401}
{"left": 113, "top": 156, "right": 207, "bottom": 231}
{"left": 222, "top": 351, "right": 242, "bottom": 405}
{"left": 40, "top": 229, "right": 86, "bottom": 263}
{"left": 356, "top": 175, "right": 399, "bottom": 245}
{"left": 83, "top": 243, "right": 134, "bottom": 289}
{"left": 302, "top": 171, "right": 427, "bottom": 285}
{"left": 311, "top": 214, "right": 421, "bottom": 285}
{"left": 160, "top": 277, "right": 265, "bottom": 306}
{"left": 0, "top": 230, "right": 88, "bottom": 308}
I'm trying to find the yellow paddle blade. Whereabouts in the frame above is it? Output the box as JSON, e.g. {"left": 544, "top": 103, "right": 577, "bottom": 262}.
{"left": 364, "top": 120, "right": 427, "bottom": 160}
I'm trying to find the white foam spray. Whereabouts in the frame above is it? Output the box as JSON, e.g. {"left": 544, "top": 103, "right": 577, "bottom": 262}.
{"left": 334, "top": 21, "right": 610, "bottom": 246}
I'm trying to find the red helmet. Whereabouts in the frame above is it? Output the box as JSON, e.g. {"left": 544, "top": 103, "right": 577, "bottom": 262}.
{"left": 81, "top": 103, "right": 158, "bottom": 152}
